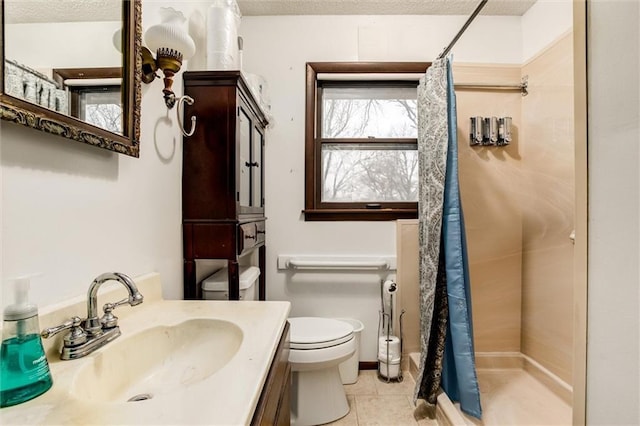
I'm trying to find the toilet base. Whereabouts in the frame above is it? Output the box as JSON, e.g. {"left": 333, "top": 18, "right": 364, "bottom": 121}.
{"left": 290, "top": 366, "right": 350, "bottom": 426}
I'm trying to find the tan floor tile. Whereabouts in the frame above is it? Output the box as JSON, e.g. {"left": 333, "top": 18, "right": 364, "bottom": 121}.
{"left": 374, "top": 372, "right": 417, "bottom": 396}
{"left": 355, "top": 395, "right": 420, "bottom": 426}
{"left": 325, "top": 395, "right": 359, "bottom": 425}
{"left": 344, "top": 370, "right": 378, "bottom": 396}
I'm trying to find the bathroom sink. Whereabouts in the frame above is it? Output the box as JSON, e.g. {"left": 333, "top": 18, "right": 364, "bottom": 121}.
{"left": 70, "top": 318, "right": 243, "bottom": 403}
{"left": 0, "top": 274, "right": 291, "bottom": 425}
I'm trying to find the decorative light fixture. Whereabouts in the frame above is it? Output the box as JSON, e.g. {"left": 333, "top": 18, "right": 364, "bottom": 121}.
{"left": 112, "top": 28, "right": 122, "bottom": 53}
{"left": 142, "top": 7, "right": 195, "bottom": 109}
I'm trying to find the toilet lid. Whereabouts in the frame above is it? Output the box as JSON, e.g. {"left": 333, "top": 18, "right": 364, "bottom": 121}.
{"left": 289, "top": 317, "right": 354, "bottom": 350}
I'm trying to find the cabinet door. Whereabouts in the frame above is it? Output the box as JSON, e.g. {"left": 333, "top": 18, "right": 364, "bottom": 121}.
{"left": 252, "top": 126, "right": 264, "bottom": 208}
{"left": 239, "top": 107, "right": 252, "bottom": 208}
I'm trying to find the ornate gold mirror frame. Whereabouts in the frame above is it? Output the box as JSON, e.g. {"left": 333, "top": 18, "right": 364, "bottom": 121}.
{"left": 0, "top": 0, "right": 142, "bottom": 157}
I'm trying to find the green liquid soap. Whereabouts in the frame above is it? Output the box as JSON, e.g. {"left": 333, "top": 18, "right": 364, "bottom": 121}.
{"left": 0, "top": 333, "right": 53, "bottom": 408}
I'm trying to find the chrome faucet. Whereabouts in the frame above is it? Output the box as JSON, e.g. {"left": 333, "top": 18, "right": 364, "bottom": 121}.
{"left": 84, "top": 272, "right": 144, "bottom": 336}
{"left": 41, "top": 272, "right": 144, "bottom": 360}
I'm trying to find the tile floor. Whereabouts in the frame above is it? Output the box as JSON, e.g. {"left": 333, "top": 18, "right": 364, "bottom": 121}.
{"left": 325, "top": 367, "right": 571, "bottom": 426}
{"left": 326, "top": 370, "right": 438, "bottom": 426}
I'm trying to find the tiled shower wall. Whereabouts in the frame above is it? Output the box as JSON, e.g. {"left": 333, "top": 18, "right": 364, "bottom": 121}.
{"left": 520, "top": 32, "right": 574, "bottom": 385}
{"left": 398, "top": 33, "right": 574, "bottom": 387}
{"left": 456, "top": 64, "right": 524, "bottom": 354}
{"left": 398, "top": 64, "right": 524, "bottom": 356}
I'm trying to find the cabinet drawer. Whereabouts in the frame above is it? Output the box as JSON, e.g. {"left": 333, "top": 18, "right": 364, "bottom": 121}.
{"left": 238, "top": 221, "right": 265, "bottom": 255}
{"left": 189, "top": 223, "right": 236, "bottom": 259}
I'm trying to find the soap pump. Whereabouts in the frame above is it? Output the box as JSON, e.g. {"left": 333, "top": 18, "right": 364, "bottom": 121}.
{"left": 0, "top": 276, "right": 53, "bottom": 408}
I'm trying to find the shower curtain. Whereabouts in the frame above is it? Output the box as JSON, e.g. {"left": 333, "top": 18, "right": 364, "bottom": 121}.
{"left": 414, "top": 57, "right": 482, "bottom": 419}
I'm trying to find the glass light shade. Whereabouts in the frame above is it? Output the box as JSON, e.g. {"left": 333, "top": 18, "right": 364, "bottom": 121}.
{"left": 112, "top": 28, "right": 122, "bottom": 53}
{"left": 144, "top": 7, "right": 195, "bottom": 61}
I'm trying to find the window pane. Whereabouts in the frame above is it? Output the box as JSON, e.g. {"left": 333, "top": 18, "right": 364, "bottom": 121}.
{"left": 321, "top": 143, "right": 418, "bottom": 202}
{"left": 79, "top": 88, "right": 122, "bottom": 134}
{"left": 321, "top": 87, "right": 417, "bottom": 138}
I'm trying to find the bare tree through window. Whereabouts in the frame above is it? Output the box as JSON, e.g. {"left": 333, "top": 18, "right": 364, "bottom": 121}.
{"left": 321, "top": 91, "right": 418, "bottom": 203}
{"left": 79, "top": 88, "right": 123, "bottom": 134}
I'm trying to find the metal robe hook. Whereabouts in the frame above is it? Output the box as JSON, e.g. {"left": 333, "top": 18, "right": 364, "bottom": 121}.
{"left": 177, "top": 95, "right": 196, "bottom": 137}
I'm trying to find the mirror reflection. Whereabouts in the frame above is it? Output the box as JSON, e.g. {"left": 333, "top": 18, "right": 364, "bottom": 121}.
{"left": 3, "top": 0, "right": 124, "bottom": 134}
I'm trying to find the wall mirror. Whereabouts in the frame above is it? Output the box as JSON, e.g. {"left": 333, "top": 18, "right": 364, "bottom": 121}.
{"left": 0, "top": 0, "right": 141, "bottom": 157}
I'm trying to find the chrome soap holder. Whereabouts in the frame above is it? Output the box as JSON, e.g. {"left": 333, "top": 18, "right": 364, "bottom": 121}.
{"left": 470, "top": 116, "right": 512, "bottom": 146}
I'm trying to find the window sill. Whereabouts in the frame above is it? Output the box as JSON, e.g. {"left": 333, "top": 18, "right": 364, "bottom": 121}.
{"left": 302, "top": 209, "right": 418, "bottom": 222}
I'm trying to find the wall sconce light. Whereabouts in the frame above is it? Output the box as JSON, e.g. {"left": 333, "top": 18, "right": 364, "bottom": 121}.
{"left": 112, "top": 28, "right": 122, "bottom": 53}
{"left": 141, "top": 7, "right": 195, "bottom": 109}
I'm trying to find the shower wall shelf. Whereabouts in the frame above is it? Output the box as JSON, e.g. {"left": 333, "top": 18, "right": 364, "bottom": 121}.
{"left": 277, "top": 255, "right": 397, "bottom": 271}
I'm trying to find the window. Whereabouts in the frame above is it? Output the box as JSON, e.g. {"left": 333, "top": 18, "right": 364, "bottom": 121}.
{"left": 304, "top": 62, "right": 430, "bottom": 221}
{"left": 53, "top": 67, "right": 123, "bottom": 134}
{"left": 75, "top": 86, "right": 123, "bottom": 134}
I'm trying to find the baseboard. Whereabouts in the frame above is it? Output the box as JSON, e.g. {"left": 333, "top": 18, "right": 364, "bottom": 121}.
{"left": 475, "top": 352, "right": 572, "bottom": 403}
{"left": 359, "top": 361, "right": 378, "bottom": 370}
{"left": 411, "top": 351, "right": 525, "bottom": 378}
{"left": 522, "top": 354, "right": 573, "bottom": 404}
{"left": 360, "top": 358, "right": 411, "bottom": 371}
{"left": 475, "top": 351, "right": 524, "bottom": 369}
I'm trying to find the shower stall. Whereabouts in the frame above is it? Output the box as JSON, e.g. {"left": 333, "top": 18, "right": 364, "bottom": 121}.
{"left": 398, "top": 17, "right": 579, "bottom": 424}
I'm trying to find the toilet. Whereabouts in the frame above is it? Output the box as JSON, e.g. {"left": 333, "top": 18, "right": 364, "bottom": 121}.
{"left": 289, "top": 317, "right": 356, "bottom": 426}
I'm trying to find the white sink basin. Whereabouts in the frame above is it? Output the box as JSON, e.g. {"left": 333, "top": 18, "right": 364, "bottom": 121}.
{"left": 70, "top": 318, "right": 243, "bottom": 403}
{"left": 0, "top": 273, "right": 290, "bottom": 425}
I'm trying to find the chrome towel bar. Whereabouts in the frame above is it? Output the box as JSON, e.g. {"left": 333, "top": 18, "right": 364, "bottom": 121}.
{"left": 277, "top": 255, "right": 396, "bottom": 271}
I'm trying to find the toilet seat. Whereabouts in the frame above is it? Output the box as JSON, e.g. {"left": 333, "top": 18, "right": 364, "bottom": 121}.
{"left": 289, "top": 317, "right": 354, "bottom": 350}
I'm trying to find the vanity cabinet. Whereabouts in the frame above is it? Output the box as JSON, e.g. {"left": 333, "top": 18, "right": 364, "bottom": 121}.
{"left": 182, "top": 71, "right": 268, "bottom": 300}
{"left": 251, "top": 322, "right": 291, "bottom": 426}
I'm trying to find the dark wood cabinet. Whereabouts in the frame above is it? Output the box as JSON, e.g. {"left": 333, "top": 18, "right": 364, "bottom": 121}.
{"left": 251, "top": 322, "right": 291, "bottom": 426}
{"left": 182, "top": 71, "right": 268, "bottom": 300}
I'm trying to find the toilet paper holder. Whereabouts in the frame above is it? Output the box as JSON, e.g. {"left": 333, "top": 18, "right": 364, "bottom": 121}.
{"left": 378, "top": 278, "right": 405, "bottom": 382}
{"left": 378, "top": 310, "right": 405, "bottom": 382}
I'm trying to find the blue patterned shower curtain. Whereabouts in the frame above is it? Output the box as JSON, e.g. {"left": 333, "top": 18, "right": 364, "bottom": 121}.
{"left": 414, "top": 57, "right": 482, "bottom": 419}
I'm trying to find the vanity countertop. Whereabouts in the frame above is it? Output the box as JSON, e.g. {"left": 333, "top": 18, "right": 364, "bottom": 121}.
{"left": 0, "top": 273, "right": 290, "bottom": 425}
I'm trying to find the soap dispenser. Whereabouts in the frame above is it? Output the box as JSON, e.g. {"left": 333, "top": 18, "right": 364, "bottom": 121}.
{"left": 0, "top": 276, "right": 53, "bottom": 408}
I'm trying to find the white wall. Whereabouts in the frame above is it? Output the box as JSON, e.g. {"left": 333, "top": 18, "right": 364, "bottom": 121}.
{"left": 521, "top": 0, "right": 573, "bottom": 63}
{"left": 587, "top": 1, "right": 640, "bottom": 424}
{"left": 6, "top": 22, "right": 122, "bottom": 69}
{"left": 0, "top": 1, "right": 190, "bottom": 310}
{"left": 240, "top": 14, "right": 521, "bottom": 361}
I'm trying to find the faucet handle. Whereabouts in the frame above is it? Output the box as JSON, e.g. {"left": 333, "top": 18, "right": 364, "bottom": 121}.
{"left": 100, "top": 298, "right": 129, "bottom": 329}
{"left": 41, "top": 316, "right": 88, "bottom": 347}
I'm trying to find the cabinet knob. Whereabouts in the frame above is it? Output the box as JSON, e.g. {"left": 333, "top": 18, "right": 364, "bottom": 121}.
{"left": 245, "top": 161, "right": 260, "bottom": 168}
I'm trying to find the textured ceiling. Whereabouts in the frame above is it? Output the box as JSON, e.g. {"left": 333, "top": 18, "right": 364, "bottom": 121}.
{"left": 4, "top": 0, "right": 537, "bottom": 24}
{"left": 237, "top": 0, "right": 538, "bottom": 16}
{"left": 4, "top": 0, "right": 121, "bottom": 24}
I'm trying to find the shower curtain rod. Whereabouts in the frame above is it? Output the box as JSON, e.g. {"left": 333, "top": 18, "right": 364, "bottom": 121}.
{"left": 454, "top": 79, "right": 529, "bottom": 96}
{"left": 437, "top": 0, "right": 489, "bottom": 60}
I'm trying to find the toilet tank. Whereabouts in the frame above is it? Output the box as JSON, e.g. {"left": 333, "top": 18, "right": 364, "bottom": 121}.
{"left": 202, "top": 266, "right": 260, "bottom": 300}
